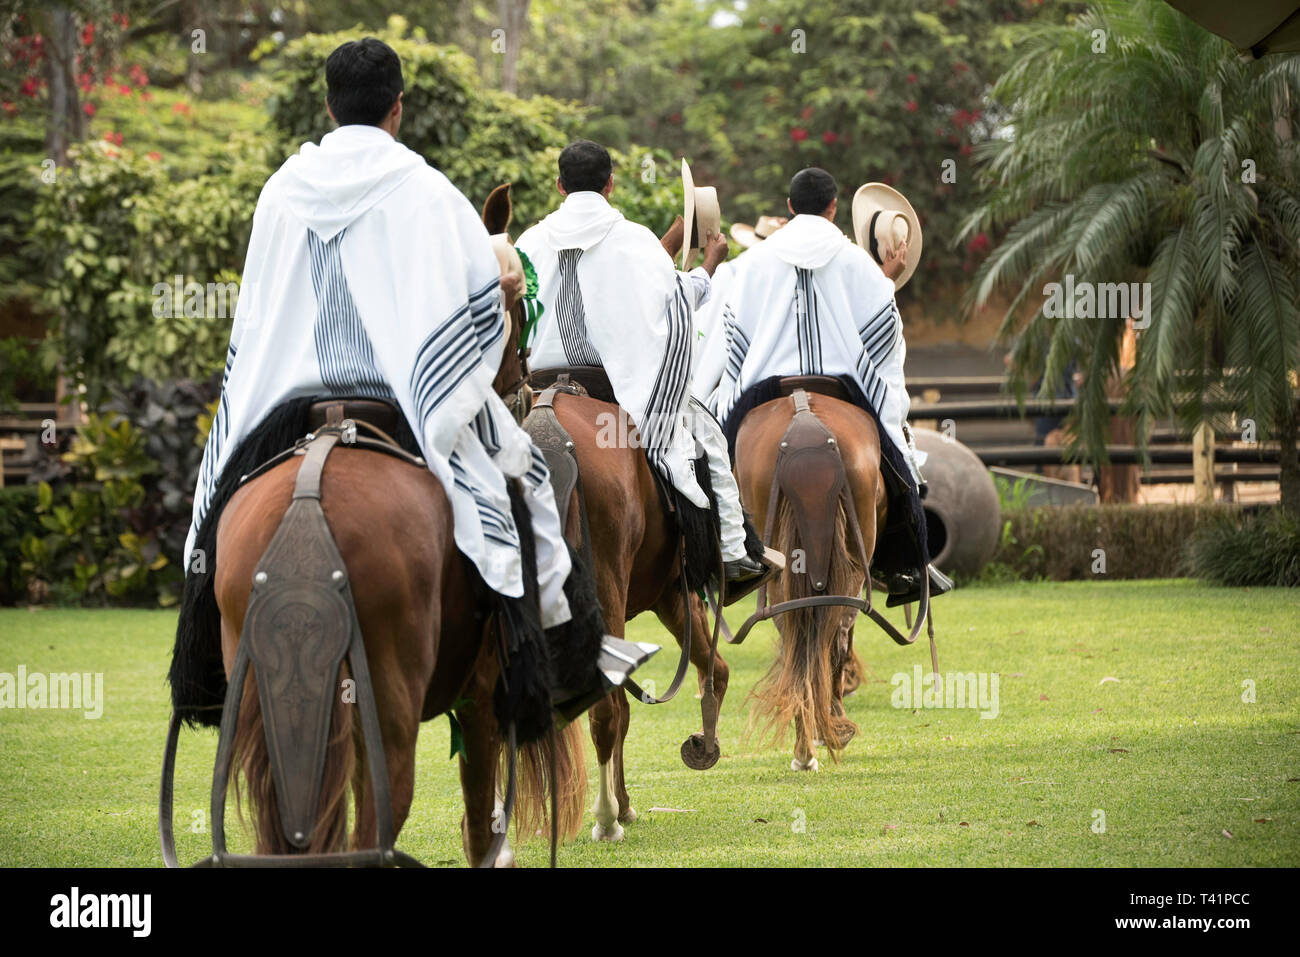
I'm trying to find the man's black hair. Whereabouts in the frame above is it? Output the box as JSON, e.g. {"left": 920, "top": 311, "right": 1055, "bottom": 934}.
{"left": 558, "top": 140, "right": 613, "bottom": 194}
{"left": 325, "top": 38, "right": 404, "bottom": 127}
{"left": 789, "top": 167, "right": 839, "bottom": 215}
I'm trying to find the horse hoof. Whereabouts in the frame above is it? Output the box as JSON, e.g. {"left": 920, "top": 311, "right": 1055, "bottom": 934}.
{"left": 618, "top": 807, "right": 638, "bottom": 824}
{"left": 681, "top": 732, "right": 720, "bottom": 770}
{"left": 493, "top": 846, "right": 517, "bottom": 868}
{"left": 592, "top": 821, "right": 625, "bottom": 843}
{"left": 790, "top": 756, "right": 820, "bottom": 772}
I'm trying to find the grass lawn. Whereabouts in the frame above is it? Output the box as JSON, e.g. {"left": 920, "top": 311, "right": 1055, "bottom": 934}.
{"left": 0, "top": 580, "right": 1296, "bottom": 867}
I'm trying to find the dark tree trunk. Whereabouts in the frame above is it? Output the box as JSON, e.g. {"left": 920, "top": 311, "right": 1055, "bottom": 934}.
{"left": 498, "top": 0, "right": 530, "bottom": 94}
{"left": 43, "top": 4, "right": 83, "bottom": 166}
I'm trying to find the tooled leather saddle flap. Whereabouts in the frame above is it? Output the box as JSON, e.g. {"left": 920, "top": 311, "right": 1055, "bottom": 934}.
{"left": 774, "top": 388, "right": 848, "bottom": 593}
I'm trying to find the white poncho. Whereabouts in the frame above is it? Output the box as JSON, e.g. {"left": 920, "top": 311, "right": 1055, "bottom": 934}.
{"left": 184, "top": 124, "right": 571, "bottom": 625}
{"left": 704, "top": 213, "right": 924, "bottom": 481}
{"left": 515, "top": 192, "right": 707, "bottom": 508}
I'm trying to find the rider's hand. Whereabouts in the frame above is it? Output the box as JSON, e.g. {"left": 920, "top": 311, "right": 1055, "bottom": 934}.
{"left": 701, "top": 232, "right": 728, "bottom": 276}
{"left": 660, "top": 215, "right": 685, "bottom": 259}
{"left": 500, "top": 271, "right": 524, "bottom": 311}
{"left": 880, "top": 239, "right": 908, "bottom": 282}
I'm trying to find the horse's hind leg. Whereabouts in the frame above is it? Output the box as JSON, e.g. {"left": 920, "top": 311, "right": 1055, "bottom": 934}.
{"left": 348, "top": 625, "right": 426, "bottom": 853}
{"left": 654, "top": 586, "right": 728, "bottom": 770}
{"left": 453, "top": 630, "right": 515, "bottom": 867}
{"left": 828, "top": 608, "right": 859, "bottom": 746}
{"left": 589, "top": 686, "right": 628, "bottom": 842}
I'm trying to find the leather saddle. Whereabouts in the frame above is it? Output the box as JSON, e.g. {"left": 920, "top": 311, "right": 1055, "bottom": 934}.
{"left": 306, "top": 397, "right": 404, "bottom": 439}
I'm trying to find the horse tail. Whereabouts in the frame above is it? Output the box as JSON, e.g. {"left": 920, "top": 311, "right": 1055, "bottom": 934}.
{"left": 510, "top": 719, "right": 588, "bottom": 844}
{"left": 228, "top": 659, "right": 356, "bottom": 855}
{"left": 748, "top": 495, "right": 861, "bottom": 758}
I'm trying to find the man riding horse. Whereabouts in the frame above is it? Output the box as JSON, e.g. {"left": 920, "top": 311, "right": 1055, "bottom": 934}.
{"left": 178, "top": 39, "right": 646, "bottom": 729}
{"left": 700, "top": 167, "right": 953, "bottom": 603}
{"left": 514, "top": 140, "right": 766, "bottom": 586}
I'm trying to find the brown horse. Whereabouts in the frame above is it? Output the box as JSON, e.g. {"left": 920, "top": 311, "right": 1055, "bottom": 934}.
{"left": 543, "top": 395, "right": 726, "bottom": 841}
{"left": 205, "top": 188, "right": 585, "bottom": 867}
{"left": 734, "top": 391, "right": 886, "bottom": 771}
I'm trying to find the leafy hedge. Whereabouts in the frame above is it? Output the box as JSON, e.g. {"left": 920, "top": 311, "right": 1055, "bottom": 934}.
{"left": 976, "top": 503, "right": 1243, "bottom": 583}
{"left": 29, "top": 137, "right": 272, "bottom": 402}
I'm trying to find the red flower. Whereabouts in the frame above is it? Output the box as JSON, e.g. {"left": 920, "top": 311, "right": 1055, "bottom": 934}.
{"left": 907, "top": 73, "right": 917, "bottom": 84}
{"left": 733, "top": 80, "right": 744, "bottom": 90}
{"left": 171, "top": 101, "right": 191, "bottom": 115}
{"left": 773, "top": 24, "right": 783, "bottom": 34}
{"left": 20, "top": 77, "right": 39, "bottom": 98}
{"left": 668, "top": 111, "right": 682, "bottom": 124}
{"left": 790, "top": 126, "right": 808, "bottom": 142}
{"left": 960, "top": 143, "right": 973, "bottom": 156}
{"left": 147, "top": 151, "right": 161, "bottom": 161}
{"left": 81, "top": 23, "right": 95, "bottom": 46}
{"left": 140, "top": 91, "right": 152, "bottom": 101}
{"left": 1, "top": 101, "right": 16, "bottom": 117}
{"left": 801, "top": 105, "right": 814, "bottom": 120}
{"left": 953, "top": 61, "right": 969, "bottom": 73}
{"left": 967, "top": 232, "right": 990, "bottom": 254}
{"left": 118, "top": 84, "right": 131, "bottom": 95}
{"left": 904, "top": 100, "right": 918, "bottom": 112}
{"left": 822, "top": 130, "right": 838, "bottom": 144}
{"left": 83, "top": 101, "right": 95, "bottom": 116}
{"left": 882, "top": 39, "right": 892, "bottom": 52}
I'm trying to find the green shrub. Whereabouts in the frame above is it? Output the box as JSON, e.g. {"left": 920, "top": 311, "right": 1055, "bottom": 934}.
{"left": 0, "top": 485, "right": 42, "bottom": 604}
{"left": 18, "top": 413, "right": 174, "bottom": 605}
{"left": 1185, "top": 509, "right": 1300, "bottom": 588}
{"left": 973, "top": 503, "right": 1241, "bottom": 583}
{"left": 29, "top": 138, "right": 271, "bottom": 399}
{"left": 102, "top": 376, "right": 218, "bottom": 563}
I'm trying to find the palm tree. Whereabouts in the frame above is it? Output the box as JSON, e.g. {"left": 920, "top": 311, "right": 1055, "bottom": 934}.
{"left": 961, "top": 0, "right": 1300, "bottom": 513}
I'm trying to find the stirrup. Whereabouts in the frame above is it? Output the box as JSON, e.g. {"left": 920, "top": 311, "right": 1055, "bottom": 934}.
{"left": 885, "top": 564, "right": 954, "bottom": 607}
{"left": 721, "top": 546, "right": 785, "bottom": 606}
{"left": 552, "top": 636, "right": 659, "bottom": 724}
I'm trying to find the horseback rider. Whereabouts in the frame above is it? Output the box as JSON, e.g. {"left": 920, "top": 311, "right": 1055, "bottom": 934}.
{"left": 701, "top": 167, "right": 951, "bottom": 602}
{"left": 514, "top": 141, "right": 765, "bottom": 584}
{"left": 182, "top": 39, "right": 649, "bottom": 719}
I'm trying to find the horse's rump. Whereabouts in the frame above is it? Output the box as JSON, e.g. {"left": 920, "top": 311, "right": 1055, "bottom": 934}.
{"left": 722, "top": 373, "right": 929, "bottom": 580}
{"left": 171, "top": 395, "right": 424, "bottom": 727}
{"left": 169, "top": 394, "right": 576, "bottom": 741}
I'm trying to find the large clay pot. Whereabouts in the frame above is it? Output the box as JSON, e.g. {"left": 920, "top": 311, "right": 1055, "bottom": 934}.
{"left": 911, "top": 428, "right": 1000, "bottom": 579}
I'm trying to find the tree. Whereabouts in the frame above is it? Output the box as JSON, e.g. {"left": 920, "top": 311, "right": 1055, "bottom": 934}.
{"left": 512, "top": 0, "right": 1052, "bottom": 286}
{"left": 962, "top": 0, "right": 1300, "bottom": 513}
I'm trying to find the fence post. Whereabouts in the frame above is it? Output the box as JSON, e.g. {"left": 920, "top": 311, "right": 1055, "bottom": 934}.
{"left": 1193, "top": 421, "right": 1215, "bottom": 503}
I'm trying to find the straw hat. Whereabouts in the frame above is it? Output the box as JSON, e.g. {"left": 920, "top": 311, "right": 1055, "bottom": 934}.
{"left": 851, "top": 182, "right": 922, "bottom": 290}
{"left": 681, "top": 158, "right": 721, "bottom": 270}
{"left": 729, "top": 215, "right": 788, "bottom": 248}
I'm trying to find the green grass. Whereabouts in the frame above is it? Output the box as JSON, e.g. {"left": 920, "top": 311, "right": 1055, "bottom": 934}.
{"left": 1, "top": 580, "right": 1297, "bottom": 867}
